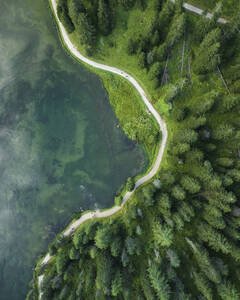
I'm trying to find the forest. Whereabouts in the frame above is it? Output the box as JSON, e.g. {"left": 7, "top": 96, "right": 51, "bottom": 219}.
{"left": 27, "top": 0, "right": 240, "bottom": 299}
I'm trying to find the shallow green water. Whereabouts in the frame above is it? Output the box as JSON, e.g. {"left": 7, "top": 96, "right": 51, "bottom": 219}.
{"left": 0, "top": 1, "right": 146, "bottom": 299}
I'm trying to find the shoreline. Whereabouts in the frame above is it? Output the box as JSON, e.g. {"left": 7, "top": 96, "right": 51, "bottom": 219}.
{"left": 37, "top": 0, "right": 169, "bottom": 296}
{"left": 37, "top": 0, "right": 168, "bottom": 273}
{"left": 36, "top": 0, "right": 229, "bottom": 297}
{"left": 47, "top": 0, "right": 168, "bottom": 236}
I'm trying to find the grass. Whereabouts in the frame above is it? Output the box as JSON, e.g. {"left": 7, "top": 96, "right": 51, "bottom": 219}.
{"left": 96, "top": 71, "right": 159, "bottom": 161}
{"left": 69, "top": 3, "right": 169, "bottom": 109}
{"left": 66, "top": 1, "right": 172, "bottom": 179}
{"left": 48, "top": 0, "right": 168, "bottom": 193}
{"left": 32, "top": 1, "right": 240, "bottom": 299}
{"left": 52, "top": 0, "right": 238, "bottom": 235}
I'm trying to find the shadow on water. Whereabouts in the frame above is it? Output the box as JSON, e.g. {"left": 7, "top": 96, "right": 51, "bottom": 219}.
{"left": 0, "top": 0, "right": 146, "bottom": 299}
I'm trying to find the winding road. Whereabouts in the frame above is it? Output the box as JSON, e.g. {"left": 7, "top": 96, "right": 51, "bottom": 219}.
{"left": 38, "top": 0, "right": 227, "bottom": 296}
{"left": 42, "top": 0, "right": 168, "bottom": 259}
{"left": 38, "top": 0, "right": 168, "bottom": 294}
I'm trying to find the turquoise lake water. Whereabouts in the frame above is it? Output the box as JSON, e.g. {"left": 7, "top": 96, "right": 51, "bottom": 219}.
{"left": 0, "top": 1, "right": 146, "bottom": 299}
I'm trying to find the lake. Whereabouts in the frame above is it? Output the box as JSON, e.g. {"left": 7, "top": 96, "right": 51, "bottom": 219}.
{"left": 0, "top": 0, "right": 146, "bottom": 299}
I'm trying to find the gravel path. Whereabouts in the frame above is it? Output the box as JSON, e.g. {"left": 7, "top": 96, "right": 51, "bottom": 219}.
{"left": 38, "top": 1, "right": 168, "bottom": 292}
{"left": 48, "top": 0, "right": 168, "bottom": 239}
{"left": 38, "top": 0, "right": 226, "bottom": 295}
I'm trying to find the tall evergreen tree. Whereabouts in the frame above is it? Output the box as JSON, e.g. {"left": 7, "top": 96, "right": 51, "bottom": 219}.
{"left": 119, "top": 0, "right": 136, "bottom": 10}
{"left": 68, "top": 0, "right": 86, "bottom": 24}
{"left": 148, "top": 263, "right": 171, "bottom": 300}
{"left": 98, "top": 0, "right": 112, "bottom": 35}
{"left": 57, "top": 0, "right": 75, "bottom": 33}
{"left": 193, "top": 28, "right": 221, "bottom": 74}
{"left": 77, "top": 13, "right": 96, "bottom": 46}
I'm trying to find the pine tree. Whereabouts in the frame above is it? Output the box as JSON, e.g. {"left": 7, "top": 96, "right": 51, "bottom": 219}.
{"left": 173, "top": 213, "right": 184, "bottom": 231}
{"left": 194, "top": 2, "right": 222, "bottom": 42}
{"left": 57, "top": 0, "right": 75, "bottom": 33}
{"left": 121, "top": 248, "right": 130, "bottom": 267}
{"left": 127, "top": 38, "right": 136, "bottom": 55}
{"left": 167, "top": 249, "right": 180, "bottom": 268}
{"left": 141, "top": 272, "right": 156, "bottom": 300}
{"left": 176, "top": 129, "right": 198, "bottom": 144}
{"left": 193, "top": 28, "right": 221, "bottom": 74}
{"left": 172, "top": 185, "right": 186, "bottom": 201}
{"left": 98, "top": 0, "right": 112, "bottom": 35}
{"left": 186, "top": 149, "right": 204, "bottom": 163}
{"left": 153, "top": 0, "right": 164, "bottom": 11}
{"left": 172, "top": 143, "right": 190, "bottom": 155}
{"left": 227, "top": 169, "right": 240, "bottom": 182}
{"left": 193, "top": 271, "right": 213, "bottom": 300}
{"left": 41, "top": 275, "right": 54, "bottom": 298}
{"left": 161, "top": 170, "right": 175, "bottom": 185}
{"left": 153, "top": 222, "right": 173, "bottom": 247}
{"left": 216, "top": 157, "right": 234, "bottom": 167}
{"left": 151, "top": 30, "right": 160, "bottom": 47}
{"left": 171, "top": 107, "right": 186, "bottom": 121}
{"left": 178, "top": 202, "right": 195, "bottom": 223}
{"left": 214, "top": 258, "right": 229, "bottom": 276}
{"left": 157, "top": 193, "right": 171, "bottom": 216}
{"left": 198, "top": 222, "right": 231, "bottom": 254}
{"left": 141, "top": 184, "right": 156, "bottom": 206}
{"left": 166, "top": 13, "right": 185, "bottom": 47}
{"left": 95, "top": 254, "right": 113, "bottom": 295}
{"left": 68, "top": 0, "right": 85, "bottom": 24}
{"left": 136, "top": 225, "right": 143, "bottom": 236}
{"left": 110, "top": 236, "right": 122, "bottom": 257}
{"left": 158, "top": 0, "right": 175, "bottom": 37}
{"left": 217, "top": 280, "right": 240, "bottom": 300}
{"left": 73, "top": 227, "right": 85, "bottom": 249}
{"left": 52, "top": 275, "right": 63, "bottom": 290}
{"left": 221, "top": 95, "right": 239, "bottom": 112}
{"left": 212, "top": 124, "right": 235, "bottom": 140}
{"left": 221, "top": 174, "right": 233, "bottom": 187}
{"left": 148, "top": 263, "right": 171, "bottom": 300}
{"left": 95, "top": 224, "right": 112, "bottom": 249}
{"left": 59, "top": 285, "right": 69, "bottom": 300}
{"left": 69, "top": 247, "right": 79, "bottom": 260}
{"left": 126, "top": 177, "right": 135, "bottom": 191}
{"left": 56, "top": 249, "right": 69, "bottom": 274}
{"left": 175, "top": 0, "right": 184, "bottom": 15}
{"left": 188, "top": 116, "right": 206, "bottom": 129}
{"left": 149, "top": 62, "right": 163, "bottom": 80}
{"left": 203, "top": 205, "right": 225, "bottom": 230}
{"left": 119, "top": 0, "right": 135, "bottom": 10}
{"left": 156, "top": 43, "right": 167, "bottom": 61}
{"left": 111, "top": 271, "right": 123, "bottom": 296}
{"left": 77, "top": 13, "right": 96, "bottom": 46}
{"left": 188, "top": 241, "right": 221, "bottom": 284}
{"left": 180, "top": 175, "right": 201, "bottom": 194}
{"left": 125, "top": 236, "right": 137, "bottom": 255}
{"left": 89, "top": 246, "right": 98, "bottom": 259}
{"left": 192, "top": 91, "right": 217, "bottom": 115}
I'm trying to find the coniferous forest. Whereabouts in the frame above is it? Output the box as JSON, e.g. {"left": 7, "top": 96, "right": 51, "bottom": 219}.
{"left": 28, "top": 0, "right": 240, "bottom": 299}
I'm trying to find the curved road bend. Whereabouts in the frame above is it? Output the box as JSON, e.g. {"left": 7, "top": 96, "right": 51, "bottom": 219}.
{"left": 38, "top": 3, "right": 168, "bottom": 288}
{"left": 39, "top": 0, "right": 227, "bottom": 295}
{"left": 48, "top": 0, "right": 168, "bottom": 238}
{"left": 38, "top": 0, "right": 168, "bottom": 293}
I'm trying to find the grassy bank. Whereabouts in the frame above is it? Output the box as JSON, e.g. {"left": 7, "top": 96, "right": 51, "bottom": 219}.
{"left": 49, "top": 0, "right": 163, "bottom": 175}
{"left": 28, "top": 1, "right": 240, "bottom": 299}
